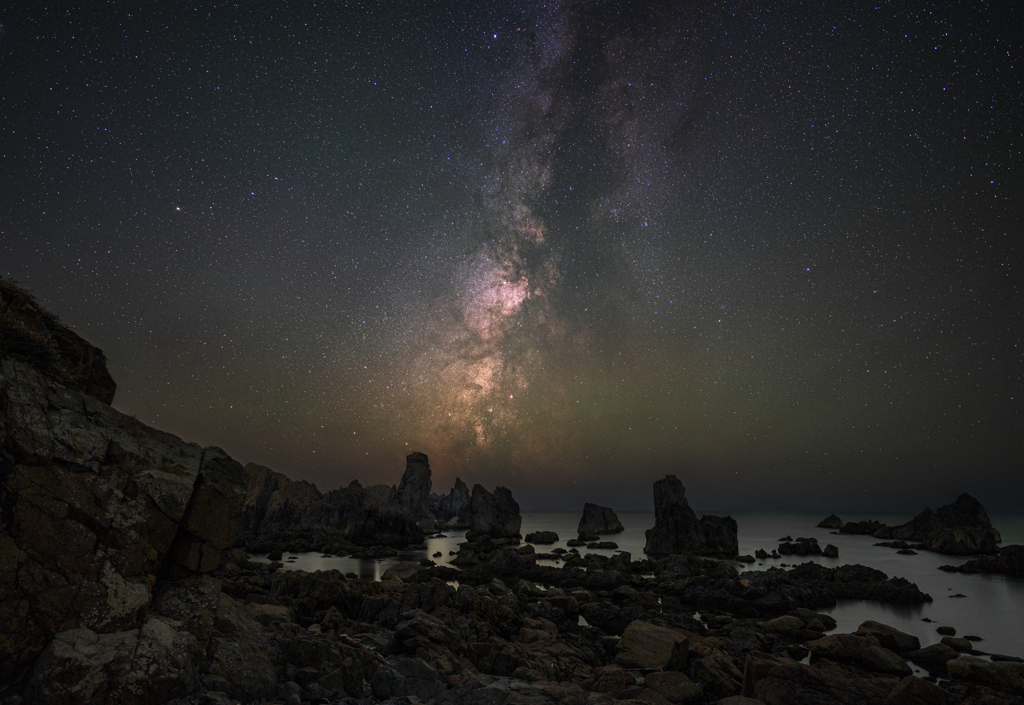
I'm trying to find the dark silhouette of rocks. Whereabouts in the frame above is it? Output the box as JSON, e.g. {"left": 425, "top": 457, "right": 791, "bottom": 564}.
{"left": 524, "top": 531, "right": 559, "bottom": 544}
{"left": 469, "top": 484, "right": 523, "bottom": 538}
{"left": 643, "top": 475, "right": 738, "bottom": 557}
{"left": 431, "top": 477, "right": 471, "bottom": 528}
{"left": 0, "top": 277, "right": 116, "bottom": 403}
{"left": 840, "top": 494, "right": 1002, "bottom": 555}
{"left": 396, "top": 452, "right": 434, "bottom": 530}
{"left": 577, "top": 503, "right": 624, "bottom": 535}
{"left": 939, "top": 545, "right": 1024, "bottom": 578}
{"left": 4, "top": 278, "right": 1019, "bottom": 705}
{"left": 817, "top": 513, "right": 844, "bottom": 529}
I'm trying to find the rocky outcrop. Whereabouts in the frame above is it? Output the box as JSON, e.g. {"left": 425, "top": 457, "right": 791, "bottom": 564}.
{"left": 643, "top": 475, "right": 738, "bottom": 557}
{"left": 0, "top": 279, "right": 247, "bottom": 692}
{"left": 396, "top": 452, "right": 433, "bottom": 530}
{"left": 578, "top": 503, "right": 624, "bottom": 535}
{"left": 841, "top": 494, "right": 1001, "bottom": 556}
{"left": 431, "top": 477, "right": 472, "bottom": 528}
{"left": 470, "top": 484, "right": 522, "bottom": 538}
{"left": 817, "top": 514, "right": 843, "bottom": 529}
{"left": 0, "top": 277, "right": 116, "bottom": 404}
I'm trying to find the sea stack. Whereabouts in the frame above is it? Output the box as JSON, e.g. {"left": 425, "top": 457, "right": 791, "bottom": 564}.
{"left": 578, "top": 503, "right": 625, "bottom": 535}
{"left": 470, "top": 484, "right": 523, "bottom": 538}
{"left": 396, "top": 451, "right": 434, "bottom": 530}
{"left": 643, "top": 475, "right": 738, "bottom": 557}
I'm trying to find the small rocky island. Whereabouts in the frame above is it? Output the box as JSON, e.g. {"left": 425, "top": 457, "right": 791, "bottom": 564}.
{"left": 2, "top": 277, "right": 1022, "bottom": 705}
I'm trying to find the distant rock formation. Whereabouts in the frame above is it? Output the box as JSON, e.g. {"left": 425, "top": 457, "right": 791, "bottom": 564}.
{"left": 817, "top": 514, "right": 844, "bottom": 529}
{"left": 578, "top": 503, "right": 624, "bottom": 535}
{"left": 470, "top": 484, "right": 523, "bottom": 538}
{"left": 431, "top": 477, "right": 472, "bottom": 528}
{"left": 643, "top": 475, "right": 738, "bottom": 558}
{"left": 237, "top": 460, "right": 426, "bottom": 551}
{"left": 939, "top": 545, "right": 1024, "bottom": 578}
{"left": 839, "top": 494, "right": 1001, "bottom": 555}
{"left": 0, "top": 278, "right": 248, "bottom": 685}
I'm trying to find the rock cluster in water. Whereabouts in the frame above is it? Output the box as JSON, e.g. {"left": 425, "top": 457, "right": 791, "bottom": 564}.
{"left": 577, "top": 502, "right": 624, "bottom": 536}
{"left": 644, "top": 475, "right": 739, "bottom": 558}
{"left": 237, "top": 453, "right": 524, "bottom": 558}
{"left": 820, "top": 493, "right": 1005, "bottom": 556}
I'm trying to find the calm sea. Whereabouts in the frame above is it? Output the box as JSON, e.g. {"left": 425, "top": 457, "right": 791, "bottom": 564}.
{"left": 255, "top": 510, "right": 1024, "bottom": 659}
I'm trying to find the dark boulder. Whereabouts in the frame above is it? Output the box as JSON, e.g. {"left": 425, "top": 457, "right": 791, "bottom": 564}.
{"left": 524, "top": 531, "right": 559, "bottom": 545}
{"left": 577, "top": 503, "right": 624, "bottom": 535}
{"left": 643, "top": 475, "right": 738, "bottom": 558}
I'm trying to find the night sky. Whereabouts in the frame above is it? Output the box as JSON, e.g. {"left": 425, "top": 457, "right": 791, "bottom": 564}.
{"left": 2, "top": 1, "right": 1019, "bottom": 511}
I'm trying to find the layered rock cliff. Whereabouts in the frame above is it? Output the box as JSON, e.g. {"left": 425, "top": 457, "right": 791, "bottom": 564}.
{"left": 0, "top": 278, "right": 248, "bottom": 692}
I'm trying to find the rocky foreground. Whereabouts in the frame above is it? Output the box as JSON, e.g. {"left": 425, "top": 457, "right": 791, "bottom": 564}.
{"left": 2, "top": 278, "right": 1023, "bottom": 705}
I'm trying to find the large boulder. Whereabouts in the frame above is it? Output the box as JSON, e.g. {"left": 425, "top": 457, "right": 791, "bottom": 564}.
{"left": 578, "top": 503, "right": 624, "bottom": 535}
{"left": 396, "top": 452, "right": 434, "bottom": 530}
{"left": 643, "top": 475, "right": 738, "bottom": 557}
{"left": 470, "top": 484, "right": 522, "bottom": 539}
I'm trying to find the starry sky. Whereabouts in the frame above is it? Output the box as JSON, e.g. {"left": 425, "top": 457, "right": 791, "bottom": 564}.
{"left": 2, "top": 1, "right": 1019, "bottom": 511}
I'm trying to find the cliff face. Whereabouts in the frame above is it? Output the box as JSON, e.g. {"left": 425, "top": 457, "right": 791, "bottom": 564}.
{"left": 0, "top": 279, "right": 248, "bottom": 689}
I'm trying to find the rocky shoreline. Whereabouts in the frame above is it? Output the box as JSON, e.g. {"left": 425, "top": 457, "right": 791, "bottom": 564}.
{"left": 3, "top": 277, "right": 1023, "bottom": 704}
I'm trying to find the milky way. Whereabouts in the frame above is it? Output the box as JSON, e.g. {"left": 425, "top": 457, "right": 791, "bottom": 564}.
{"left": 1, "top": 1, "right": 1018, "bottom": 510}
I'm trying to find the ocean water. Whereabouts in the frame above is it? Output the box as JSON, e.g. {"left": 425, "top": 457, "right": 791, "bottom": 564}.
{"left": 254, "top": 510, "right": 1024, "bottom": 659}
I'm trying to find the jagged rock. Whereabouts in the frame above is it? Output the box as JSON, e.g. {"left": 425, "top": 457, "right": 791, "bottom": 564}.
{"left": 169, "top": 447, "right": 249, "bottom": 573}
{"left": 432, "top": 477, "right": 472, "bottom": 528}
{"left": 524, "top": 531, "right": 559, "bottom": 545}
{"left": 0, "top": 287, "right": 248, "bottom": 685}
{"left": 396, "top": 452, "right": 434, "bottom": 530}
{"left": 0, "top": 278, "right": 116, "bottom": 404}
{"left": 871, "top": 494, "right": 1001, "bottom": 556}
{"left": 817, "top": 514, "right": 844, "bottom": 529}
{"left": 643, "top": 475, "right": 738, "bottom": 557}
{"left": 823, "top": 544, "right": 839, "bottom": 558}
{"left": 470, "top": 484, "right": 522, "bottom": 538}
{"left": 577, "top": 503, "right": 624, "bottom": 535}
